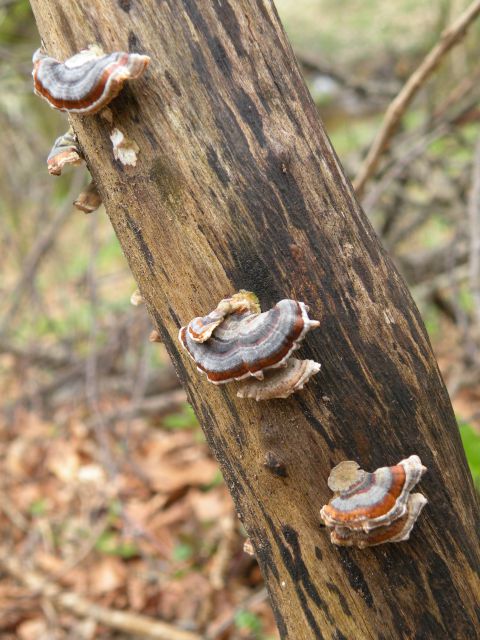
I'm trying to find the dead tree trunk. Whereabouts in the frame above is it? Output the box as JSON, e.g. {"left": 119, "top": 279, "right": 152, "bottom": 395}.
{"left": 29, "top": 1, "right": 480, "bottom": 638}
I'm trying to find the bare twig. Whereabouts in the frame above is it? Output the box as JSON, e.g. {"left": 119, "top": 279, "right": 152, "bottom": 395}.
{"left": 363, "top": 93, "right": 480, "bottom": 216}
{"left": 468, "top": 135, "right": 480, "bottom": 325}
{"left": 207, "top": 587, "right": 268, "bottom": 640}
{"left": 432, "top": 64, "right": 480, "bottom": 122}
{"left": 353, "top": 0, "right": 480, "bottom": 198}
{"left": 0, "top": 337, "right": 73, "bottom": 369}
{"left": 0, "top": 171, "right": 84, "bottom": 334}
{"left": 208, "top": 512, "right": 237, "bottom": 590}
{"left": 0, "top": 551, "right": 202, "bottom": 640}
{"left": 0, "top": 0, "right": 22, "bottom": 7}
{"left": 411, "top": 264, "right": 469, "bottom": 304}
{"left": 362, "top": 122, "right": 450, "bottom": 213}
{"left": 398, "top": 239, "right": 469, "bottom": 287}
{"left": 122, "top": 319, "right": 152, "bottom": 458}
{"left": 0, "top": 489, "right": 29, "bottom": 531}
{"left": 2, "top": 314, "right": 136, "bottom": 416}
{"left": 85, "top": 214, "right": 117, "bottom": 479}
{"left": 294, "top": 49, "right": 398, "bottom": 100}
{"left": 87, "top": 389, "right": 187, "bottom": 429}
{"left": 84, "top": 362, "right": 180, "bottom": 402}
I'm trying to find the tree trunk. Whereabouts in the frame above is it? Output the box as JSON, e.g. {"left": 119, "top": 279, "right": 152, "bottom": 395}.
{"left": 29, "top": 1, "right": 480, "bottom": 638}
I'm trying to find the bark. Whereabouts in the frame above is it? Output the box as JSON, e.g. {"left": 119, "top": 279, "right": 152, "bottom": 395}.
{"left": 29, "top": 2, "right": 480, "bottom": 639}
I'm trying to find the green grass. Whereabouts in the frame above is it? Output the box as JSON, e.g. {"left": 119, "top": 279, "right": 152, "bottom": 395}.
{"left": 172, "top": 542, "right": 194, "bottom": 563}
{"left": 459, "top": 420, "right": 480, "bottom": 490}
{"left": 163, "top": 403, "right": 198, "bottom": 431}
{"left": 95, "top": 530, "right": 140, "bottom": 559}
{"left": 234, "top": 610, "right": 264, "bottom": 638}
{"left": 28, "top": 498, "right": 49, "bottom": 517}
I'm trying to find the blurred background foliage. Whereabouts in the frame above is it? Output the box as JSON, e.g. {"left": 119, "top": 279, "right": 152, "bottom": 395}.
{"left": 0, "top": 1, "right": 479, "bottom": 638}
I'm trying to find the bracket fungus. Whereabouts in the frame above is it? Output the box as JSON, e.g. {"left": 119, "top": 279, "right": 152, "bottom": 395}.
{"left": 73, "top": 180, "right": 102, "bottom": 213}
{"left": 320, "top": 455, "right": 427, "bottom": 548}
{"left": 32, "top": 47, "right": 150, "bottom": 114}
{"left": 237, "top": 358, "right": 321, "bottom": 400}
{"left": 130, "top": 289, "right": 145, "bottom": 306}
{"left": 179, "top": 291, "right": 321, "bottom": 399}
{"left": 149, "top": 329, "right": 162, "bottom": 344}
{"left": 47, "top": 129, "right": 84, "bottom": 176}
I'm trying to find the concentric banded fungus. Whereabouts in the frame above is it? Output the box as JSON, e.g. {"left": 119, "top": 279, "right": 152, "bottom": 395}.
{"left": 237, "top": 358, "right": 321, "bottom": 400}
{"left": 320, "top": 455, "right": 427, "bottom": 548}
{"left": 47, "top": 129, "right": 83, "bottom": 175}
{"left": 330, "top": 493, "right": 427, "bottom": 548}
{"left": 179, "top": 295, "right": 320, "bottom": 384}
{"left": 32, "top": 47, "right": 150, "bottom": 114}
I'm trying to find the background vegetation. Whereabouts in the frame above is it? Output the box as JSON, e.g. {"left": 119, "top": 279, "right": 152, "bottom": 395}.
{"left": 0, "top": 1, "right": 479, "bottom": 638}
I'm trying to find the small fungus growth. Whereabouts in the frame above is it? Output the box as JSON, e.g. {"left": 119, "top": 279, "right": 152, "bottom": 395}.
{"left": 47, "top": 129, "right": 84, "bottom": 176}
{"left": 149, "top": 330, "right": 162, "bottom": 343}
{"left": 130, "top": 289, "right": 144, "bottom": 306}
{"left": 110, "top": 128, "right": 139, "bottom": 166}
{"left": 73, "top": 180, "right": 102, "bottom": 213}
{"left": 186, "top": 290, "right": 260, "bottom": 344}
{"left": 320, "top": 455, "right": 427, "bottom": 548}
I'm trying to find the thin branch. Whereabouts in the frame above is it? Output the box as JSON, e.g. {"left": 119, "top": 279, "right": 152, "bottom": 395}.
{"left": 87, "top": 389, "right": 187, "bottom": 429}
{"left": 432, "top": 63, "right": 480, "bottom": 122}
{"left": 353, "top": 0, "right": 480, "bottom": 198}
{"left": 363, "top": 91, "right": 480, "bottom": 216}
{"left": 2, "top": 314, "right": 136, "bottom": 416}
{"left": 362, "top": 122, "right": 450, "bottom": 214}
{"left": 0, "top": 337, "right": 73, "bottom": 369}
{"left": 208, "top": 511, "right": 237, "bottom": 590}
{"left": 0, "top": 551, "right": 202, "bottom": 640}
{"left": 121, "top": 319, "right": 152, "bottom": 460}
{"left": 0, "top": 171, "right": 84, "bottom": 334}
{"left": 294, "top": 49, "right": 398, "bottom": 100}
{"left": 0, "top": 489, "right": 29, "bottom": 531}
{"left": 411, "top": 264, "right": 470, "bottom": 304}
{"left": 468, "top": 134, "right": 480, "bottom": 325}
{"left": 398, "top": 238, "right": 469, "bottom": 287}
{"left": 0, "top": 0, "right": 22, "bottom": 7}
{"left": 85, "top": 213, "right": 117, "bottom": 479}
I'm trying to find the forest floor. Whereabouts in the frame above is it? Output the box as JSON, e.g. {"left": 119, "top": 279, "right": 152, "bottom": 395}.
{"left": 0, "top": 314, "right": 478, "bottom": 639}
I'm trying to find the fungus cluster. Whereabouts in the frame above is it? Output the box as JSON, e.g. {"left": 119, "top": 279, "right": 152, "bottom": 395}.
{"left": 179, "top": 291, "right": 321, "bottom": 400}
{"left": 32, "top": 45, "right": 150, "bottom": 213}
{"left": 33, "top": 44, "right": 431, "bottom": 553}
{"left": 320, "top": 455, "right": 427, "bottom": 548}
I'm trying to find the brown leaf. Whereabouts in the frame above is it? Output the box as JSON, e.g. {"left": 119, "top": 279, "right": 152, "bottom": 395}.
{"left": 88, "top": 557, "right": 127, "bottom": 595}
{"left": 17, "top": 618, "right": 48, "bottom": 640}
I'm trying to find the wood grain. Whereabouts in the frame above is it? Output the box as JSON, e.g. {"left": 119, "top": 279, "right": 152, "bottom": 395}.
{"left": 29, "top": 1, "right": 480, "bottom": 638}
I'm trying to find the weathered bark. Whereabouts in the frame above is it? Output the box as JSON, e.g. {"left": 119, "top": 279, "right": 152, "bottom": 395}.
{"left": 29, "top": 2, "right": 480, "bottom": 638}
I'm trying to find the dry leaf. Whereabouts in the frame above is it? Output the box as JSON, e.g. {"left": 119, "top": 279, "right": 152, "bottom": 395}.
{"left": 17, "top": 618, "right": 48, "bottom": 640}
{"left": 88, "top": 557, "right": 127, "bottom": 595}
